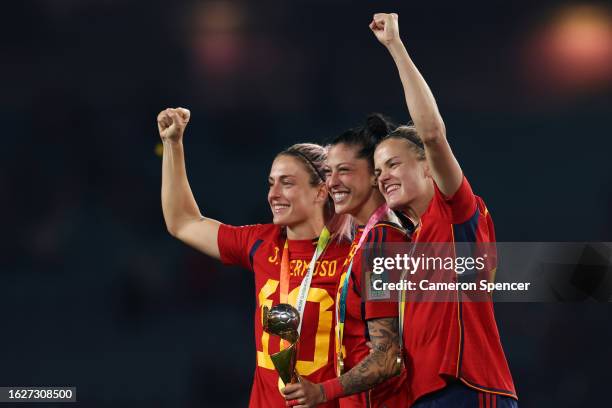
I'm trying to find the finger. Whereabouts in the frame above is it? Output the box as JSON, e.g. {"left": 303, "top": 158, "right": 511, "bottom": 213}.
{"left": 282, "top": 384, "right": 299, "bottom": 394}
{"left": 176, "top": 107, "right": 191, "bottom": 121}
{"left": 156, "top": 114, "right": 165, "bottom": 130}
{"left": 157, "top": 110, "right": 169, "bottom": 124}
{"left": 373, "top": 13, "right": 387, "bottom": 23}
{"left": 169, "top": 109, "right": 181, "bottom": 125}
{"left": 159, "top": 109, "right": 173, "bottom": 125}
{"left": 373, "top": 19, "right": 385, "bottom": 29}
{"left": 157, "top": 113, "right": 171, "bottom": 130}
{"left": 286, "top": 399, "right": 299, "bottom": 407}
{"left": 284, "top": 389, "right": 305, "bottom": 400}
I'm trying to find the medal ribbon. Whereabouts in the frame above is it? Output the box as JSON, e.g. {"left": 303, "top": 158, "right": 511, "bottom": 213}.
{"left": 278, "top": 227, "right": 331, "bottom": 349}
{"left": 398, "top": 224, "right": 421, "bottom": 363}
{"left": 334, "top": 204, "right": 390, "bottom": 375}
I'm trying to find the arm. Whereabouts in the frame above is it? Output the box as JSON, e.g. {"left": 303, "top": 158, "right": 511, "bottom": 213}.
{"left": 371, "top": 13, "right": 463, "bottom": 197}
{"left": 282, "top": 317, "right": 400, "bottom": 407}
{"left": 158, "top": 107, "right": 221, "bottom": 259}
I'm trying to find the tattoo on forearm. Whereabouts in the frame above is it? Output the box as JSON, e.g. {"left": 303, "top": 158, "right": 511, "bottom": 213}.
{"left": 339, "top": 317, "right": 400, "bottom": 396}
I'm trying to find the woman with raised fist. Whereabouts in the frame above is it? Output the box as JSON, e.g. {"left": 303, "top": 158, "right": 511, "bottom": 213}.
{"left": 283, "top": 12, "right": 517, "bottom": 408}
{"left": 371, "top": 12, "right": 518, "bottom": 408}
{"left": 157, "top": 107, "right": 350, "bottom": 407}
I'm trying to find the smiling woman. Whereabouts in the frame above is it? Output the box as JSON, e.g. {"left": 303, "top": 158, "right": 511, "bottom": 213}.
{"left": 269, "top": 144, "right": 334, "bottom": 239}
{"left": 282, "top": 114, "right": 412, "bottom": 408}
{"left": 369, "top": 11, "right": 518, "bottom": 408}
{"left": 283, "top": 11, "right": 518, "bottom": 408}
{"left": 157, "top": 107, "right": 350, "bottom": 407}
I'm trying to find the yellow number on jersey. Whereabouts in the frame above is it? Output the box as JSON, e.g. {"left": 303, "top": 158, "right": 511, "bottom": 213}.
{"left": 256, "top": 279, "right": 333, "bottom": 375}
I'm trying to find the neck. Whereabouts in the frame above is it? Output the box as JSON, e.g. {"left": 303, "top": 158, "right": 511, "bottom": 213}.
{"left": 286, "top": 212, "right": 325, "bottom": 240}
{"left": 402, "top": 181, "right": 435, "bottom": 225}
{"left": 353, "top": 190, "right": 386, "bottom": 226}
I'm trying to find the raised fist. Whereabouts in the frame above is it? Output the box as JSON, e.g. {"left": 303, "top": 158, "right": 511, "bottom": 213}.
{"left": 369, "top": 13, "right": 400, "bottom": 46}
{"left": 157, "top": 107, "right": 191, "bottom": 143}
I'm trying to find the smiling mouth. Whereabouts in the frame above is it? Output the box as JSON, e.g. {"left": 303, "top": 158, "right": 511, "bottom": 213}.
{"left": 385, "top": 184, "right": 401, "bottom": 195}
{"left": 272, "top": 204, "right": 290, "bottom": 214}
{"left": 332, "top": 191, "right": 350, "bottom": 204}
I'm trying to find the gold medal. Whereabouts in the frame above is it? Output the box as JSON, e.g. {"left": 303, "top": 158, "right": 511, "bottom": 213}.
{"left": 394, "top": 354, "right": 403, "bottom": 375}
{"left": 337, "top": 355, "right": 345, "bottom": 376}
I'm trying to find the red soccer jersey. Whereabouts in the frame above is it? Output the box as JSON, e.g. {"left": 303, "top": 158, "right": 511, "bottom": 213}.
{"left": 402, "top": 177, "right": 517, "bottom": 405}
{"left": 218, "top": 223, "right": 350, "bottom": 408}
{"left": 338, "top": 222, "right": 409, "bottom": 408}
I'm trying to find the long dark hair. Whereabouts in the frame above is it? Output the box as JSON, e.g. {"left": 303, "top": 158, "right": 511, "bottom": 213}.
{"left": 330, "top": 113, "right": 395, "bottom": 168}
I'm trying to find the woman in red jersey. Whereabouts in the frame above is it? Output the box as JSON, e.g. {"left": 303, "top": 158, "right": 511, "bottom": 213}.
{"left": 284, "top": 12, "right": 517, "bottom": 408}
{"left": 283, "top": 116, "right": 411, "bottom": 408}
{"left": 371, "top": 12, "right": 518, "bottom": 408}
{"left": 325, "top": 115, "right": 411, "bottom": 408}
{"left": 157, "top": 106, "right": 350, "bottom": 408}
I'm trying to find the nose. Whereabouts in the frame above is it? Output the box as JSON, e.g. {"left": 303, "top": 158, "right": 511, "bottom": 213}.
{"left": 326, "top": 170, "right": 341, "bottom": 190}
{"left": 378, "top": 167, "right": 391, "bottom": 184}
{"left": 268, "top": 181, "right": 281, "bottom": 200}
{"left": 377, "top": 169, "right": 391, "bottom": 191}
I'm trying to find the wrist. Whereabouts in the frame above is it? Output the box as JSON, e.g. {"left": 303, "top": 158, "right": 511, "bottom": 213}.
{"left": 321, "top": 378, "right": 343, "bottom": 402}
{"left": 385, "top": 39, "right": 406, "bottom": 56}
{"left": 162, "top": 138, "right": 183, "bottom": 147}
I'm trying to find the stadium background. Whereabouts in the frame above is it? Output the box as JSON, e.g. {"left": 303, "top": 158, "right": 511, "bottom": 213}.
{"left": 1, "top": 0, "right": 611, "bottom": 406}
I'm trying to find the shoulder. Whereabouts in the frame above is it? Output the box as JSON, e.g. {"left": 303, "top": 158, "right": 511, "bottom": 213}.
{"left": 429, "top": 176, "right": 478, "bottom": 224}
{"left": 365, "top": 221, "right": 408, "bottom": 244}
{"left": 327, "top": 238, "right": 352, "bottom": 253}
{"left": 219, "top": 223, "right": 281, "bottom": 243}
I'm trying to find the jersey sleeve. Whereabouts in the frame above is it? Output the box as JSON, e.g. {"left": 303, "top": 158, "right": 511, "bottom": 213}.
{"left": 217, "top": 223, "right": 265, "bottom": 270}
{"left": 359, "top": 224, "right": 407, "bottom": 320}
{"left": 432, "top": 176, "right": 478, "bottom": 224}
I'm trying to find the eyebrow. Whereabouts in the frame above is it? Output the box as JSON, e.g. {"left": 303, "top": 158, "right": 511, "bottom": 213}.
{"left": 328, "top": 162, "right": 353, "bottom": 169}
{"left": 268, "top": 175, "right": 296, "bottom": 182}
{"left": 384, "top": 156, "right": 400, "bottom": 166}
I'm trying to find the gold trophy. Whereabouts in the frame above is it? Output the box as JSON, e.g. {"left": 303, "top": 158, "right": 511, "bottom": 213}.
{"left": 262, "top": 303, "right": 301, "bottom": 385}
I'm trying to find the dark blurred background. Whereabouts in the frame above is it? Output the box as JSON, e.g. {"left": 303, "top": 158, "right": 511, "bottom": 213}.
{"left": 1, "top": 0, "right": 611, "bottom": 406}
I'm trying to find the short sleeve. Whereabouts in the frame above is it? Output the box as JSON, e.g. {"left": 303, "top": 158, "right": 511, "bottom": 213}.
{"left": 432, "top": 176, "right": 478, "bottom": 224}
{"left": 217, "top": 224, "right": 266, "bottom": 270}
{"left": 361, "top": 224, "right": 407, "bottom": 320}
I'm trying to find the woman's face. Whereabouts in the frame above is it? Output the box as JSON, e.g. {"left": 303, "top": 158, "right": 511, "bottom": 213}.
{"left": 374, "top": 138, "right": 429, "bottom": 210}
{"left": 324, "top": 143, "right": 376, "bottom": 217}
{"left": 268, "top": 155, "right": 325, "bottom": 227}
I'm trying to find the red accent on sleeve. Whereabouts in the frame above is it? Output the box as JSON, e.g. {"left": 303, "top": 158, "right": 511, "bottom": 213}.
{"left": 432, "top": 176, "right": 477, "bottom": 224}
{"left": 321, "top": 377, "right": 344, "bottom": 401}
{"left": 365, "top": 301, "right": 398, "bottom": 320}
{"left": 217, "top": 224, "right": 263, "bottom": 270}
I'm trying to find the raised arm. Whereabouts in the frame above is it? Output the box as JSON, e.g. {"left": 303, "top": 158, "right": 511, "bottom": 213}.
{"left": 158, "top": 107, "right": 221, "bottom": 259}
{"left": 282, "top": 317, "right": 400, "bottom": 407}
{"left": 371, "top": 13, "right": 463, "bottom": 197}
